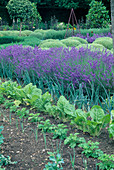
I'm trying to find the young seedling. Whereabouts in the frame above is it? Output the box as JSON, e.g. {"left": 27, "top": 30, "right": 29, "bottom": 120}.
{"left": 43, "top": 151, "right": 64, "bottom": 170}
{"left": 38, "top": 119, "right": 56, "bottom": 149}
{"left": 16, "top": 108, "right": 29, "bottom": 132}
{"left": 28, "top": 113, "right": 43, "bottom": 143}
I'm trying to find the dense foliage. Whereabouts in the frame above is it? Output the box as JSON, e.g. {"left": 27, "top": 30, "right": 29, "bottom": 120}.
{"left": 0, "top": 45, "right": 113, "bottom": 91}
{"left": 86, "top": 0, "right": 110, "bottom": 28}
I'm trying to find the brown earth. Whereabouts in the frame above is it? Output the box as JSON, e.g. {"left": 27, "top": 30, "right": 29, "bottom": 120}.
{"left": 0, "top": 105, "right": 114, "bottom": 170}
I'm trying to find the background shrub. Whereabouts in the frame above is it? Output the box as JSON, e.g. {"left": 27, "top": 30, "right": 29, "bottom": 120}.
{"left": 79, "top": 28, "right": 110, "bottom": 37}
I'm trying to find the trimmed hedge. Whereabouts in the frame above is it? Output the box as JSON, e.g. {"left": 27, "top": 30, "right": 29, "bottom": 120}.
{"left": 21, "top": 30, "right": 33, "bottom": 36}
{"left": 39, "top": 41, "right": 66, "bottom": 48}
{"left": 39, "top": 39, "right": 60, "bottom": 45}
{"left": 0, "top": 36, "right": 24, "bottom": 44}
{"left": 93, "top": 37, "right": 113, "bottom": 50}
{"left": 76, "top": 44, "right": 112, "bottom": 53}
{"left": 61, "top": 39, "right": 81, "bottom": 47}
{"left": 29, "top": 32, "right": 43, "bottom": 39}
{"left": 67, "top": 37, "right": 88, "bottom": 44}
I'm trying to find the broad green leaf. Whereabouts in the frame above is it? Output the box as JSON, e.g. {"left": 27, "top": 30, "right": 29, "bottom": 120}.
{"left": 57, "top": 96, "right": 69, "bottom": 110}
{"left": 75, "top": 109, "right": 88, "bottom": 119}
{"left": 64, "top": 103, "right": 76, "bottom": 117}
{"left": 90, "top": 105, "right": 104, "bottom": 122}
{"left": 111, "top": 110, "right": 114, "bottom": 118}
{"left": 14, "top": 100, "right": 21, "bottom": 106}
{"left": 101, "top": 114, "right": 110, "bottom": 125}
{"left": 108, "top": 123, "right": 114, "bottom": 139}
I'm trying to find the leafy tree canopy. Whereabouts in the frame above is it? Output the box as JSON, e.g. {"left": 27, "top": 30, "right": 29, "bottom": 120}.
{"left": 6, "top": 0, "right": 33, "bottom": 21}
{"left": 1, "top": 0, "right": 109, "bottom": 9}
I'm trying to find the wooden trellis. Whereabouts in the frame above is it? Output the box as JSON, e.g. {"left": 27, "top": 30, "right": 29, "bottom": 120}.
{"left": 65, "top": 8, "right": 80, "bottom": 38}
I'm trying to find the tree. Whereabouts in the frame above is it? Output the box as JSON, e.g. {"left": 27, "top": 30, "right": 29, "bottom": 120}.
{"left": 86, "top": 0, "right": 110, "bottom": 28}
{"left": 111, "top": 0, "right": 114, "bottom": 56}
{"left": 30, "top": 2, "right": 42, "bottom": 27}
{"left": 6, "top": 0, "right": 33, "bottom": 36}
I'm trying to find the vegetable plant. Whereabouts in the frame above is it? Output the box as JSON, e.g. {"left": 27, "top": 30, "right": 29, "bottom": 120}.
{"left": 52, "top": 124, "right": 68, "bottom": 140}
{"left": 38, "top": 119, "right": 56, "bottom": 133}
{"left": 28, "top": 113, "right": 43, "bottom": 122}
{"left": 43, "top": 151, "right": 64, "bottom": 170}
{"left": 0, "top": 126, "right": 4, "bottom": 147}
{"left": 71, "top": 105, "right": 110, "bottom": 136}
{"left": 0, "top": 94, "right": 5, "bottom": 104}
{"left": 108, "top": 121, "right": 114, "bottom": 140}
{"left": 0, "top": 155, "right": 17, "bottom": 168}
{"left": 97, "top": 154, "right": 114, "bottom": 170}
{"left": 0, "top": 126, "right": 17, "bottom": 168}
{"left": 64, "top": 133, "right": 86, "bottom": 148}
{"left": 78, "top": 140, "right": 103, "bottom": 158}
{"left": 9, "top": 105, "right": 19, "bottom": 113}
{"left": 16, "top": 108, "right": 29, "bottom": 119}
{"left": 3, "top": 100, "right": 14, "bottom": 109}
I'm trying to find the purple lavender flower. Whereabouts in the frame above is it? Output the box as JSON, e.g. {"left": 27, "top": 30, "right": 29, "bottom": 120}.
{"left": 0, "top": 45, "right": 113, "bottom": 89}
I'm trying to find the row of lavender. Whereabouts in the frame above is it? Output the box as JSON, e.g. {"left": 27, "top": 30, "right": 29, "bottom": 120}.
{"left": 0, "top": 45, "right": 114, "bottom": 92}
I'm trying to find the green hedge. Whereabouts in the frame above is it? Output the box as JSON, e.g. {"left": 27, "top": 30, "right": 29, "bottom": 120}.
{"left": 61, "top": 39, "right": 81, "bottom": 47}
{"left": 66, "top": 37, "right": 88, "bottom": 44}
{"left": 29, "top": 32, "right": 43, "bottom": 39}
{"left": 0, "top": 36, "right": 24, "bottom": 44}
{"left": 39, "top": 41, "right": 66, "bottom": 48}
{"left": 93, "top": 37, "right": 113, "bottom": 50}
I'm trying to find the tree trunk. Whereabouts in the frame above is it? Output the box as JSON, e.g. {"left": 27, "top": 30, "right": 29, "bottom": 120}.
{"left": 111, "top": 0, "right": 114, "bottom": 56}
{"left": 19, "top": 21, "right": 22, "bottom": 36}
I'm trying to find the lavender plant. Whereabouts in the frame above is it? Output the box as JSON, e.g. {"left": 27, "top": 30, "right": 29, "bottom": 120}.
{"left": 0, "top": 45, "right": 113, "bottom": 93}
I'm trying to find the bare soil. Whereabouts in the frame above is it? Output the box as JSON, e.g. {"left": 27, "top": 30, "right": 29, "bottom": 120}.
{"left": 0, "top": 105, "right": 114, "bottom": 170}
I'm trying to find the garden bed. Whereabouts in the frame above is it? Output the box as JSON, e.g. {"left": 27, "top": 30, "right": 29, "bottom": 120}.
{"left": 0, "top": 104, "right": 114, "bottom": 170}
